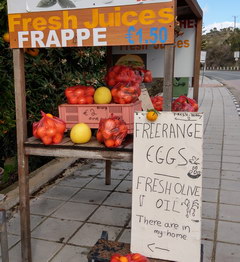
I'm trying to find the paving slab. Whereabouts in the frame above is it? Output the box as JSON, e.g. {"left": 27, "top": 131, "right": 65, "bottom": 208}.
{"left": 31, "top": 217, "right": 82, "bottom": 243}
{"left": 220, "top": 190, "right": 240, "bottom": 205}
{"left": 8, "top": 239, "right": 63, "bottom": 262}
{"left": 219, "top": 204, "right": 240, "bottom": 222}
{"left": 68, "top": 223, "right": 122, "bottom": 246}
{"left": 88, "top": 206, "right": 131, "bottom": 227}
{"left": 217, "top": 221, "right": 240, "bottom": 244}
{"left": 51, "top": 202, "right": 98, "bottom": 221}
{"left": 50, "top": 245, "right": 90, "bottom": 262}
{"left": 215, "top": 242, "right": 240, "bottom": 262}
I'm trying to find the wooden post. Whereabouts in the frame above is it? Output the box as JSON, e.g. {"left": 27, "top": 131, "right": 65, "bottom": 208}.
{"left": 193, "top": 18, "right": 202, "bottom": 102}
{"left": 0, "top": 209, "right": 9, "bottom": 262}
{"left": 13, "top": 49, "right": 32, "bottom": 262}
{"left": 105, "top": 160, "right": 112, "bottom": 185}
{"left": 163, "top": 44, "right": 175, "bottom": 111}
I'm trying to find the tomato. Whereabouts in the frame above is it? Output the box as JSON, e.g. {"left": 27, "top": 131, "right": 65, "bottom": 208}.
{"left": 104, "top": 119, "right": 116, "bottom": 130}
{"left": 74, "top": 88, "right": 85, "bottom": 97}
{"left": 96, "top": 131, "right": 103, "bottom": 142}
{"left": 52, "top": 133, "right": 63, "bottom": 144}
{"left": 111, "top": 87, "right": 118, "bottom": 97}
{"left": 108, "top": 78, "right": 116, "bottom": 87}
{"left": 65, "top": 87, "right": 75, "bottom": 98}
{"left": 119, "top": 124, "right": 128, "bottom": 134}
{"left": 113, "top": 65, "right": 121, "bottom": 73}
{"left": 77, "top": 97, "right": 87, "bottom": 104}
{"left": 85, "top": 96, "right": 94, "bottom": 104}
{"left": 41, "top": 135, "right": 52, "bottom": 145}
{"left": 105, "top": 139, "right": 115, "bottom": 148}
{"left": 55, "top": 120, "right": 66, "bottom": 133}
{"left": 146, "top": 110, "right": 158, "bottom": 122}
{"left": 85, "top": 86, "right": 95, "bottom": 96}
{"left": 45, "top": 118, "right": 56, "bottom": 128}
{"left": 36, "top": 126, "right": 46, "bottom": 138}
{"left": 68, "top": 96, "right": 78, "bottom": 104}
{"left": 119, "top": 256, "right": 128, "bottom": 262}
{"left": 123, "top": 95, "right": 133, "bottom": 104}
{"left": 114, "top": 138, "right": 122, "bottom": 147}
{"left": 46, "top": 127, "right": 57, "bottom": 137}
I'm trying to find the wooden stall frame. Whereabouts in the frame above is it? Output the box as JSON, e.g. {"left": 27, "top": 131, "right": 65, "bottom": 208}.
{"left": 9, "top": 1, "right": 203, "bottom": 261}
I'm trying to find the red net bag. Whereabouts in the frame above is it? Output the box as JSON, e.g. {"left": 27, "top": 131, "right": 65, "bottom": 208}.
{"left": 105, "top": 65, "right": 143, "bottom": 87}
{"left": 111, "top": 82, "right": 141, "bottom": 104}
{"left": 111, "top": 253, "right": 150, "bottom": 262}
{"left": 33, "top": 111, "right": 66, "bottom": 145}
{"left": 172, "top": 95, "right": 198, "bottom": 112}
{"left": 65, "top": 85, "right": 95, "bottom": 104}
{"left": 96, "top": 115, "right": 128, "bottom": 148}
{"left": 151, "top": 95, "right": 163, "bottom": 111}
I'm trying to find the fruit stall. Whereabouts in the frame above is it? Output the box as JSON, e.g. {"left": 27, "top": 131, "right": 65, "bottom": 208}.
{"left": 7, "top": 0, "right": 202, "bottom": 261}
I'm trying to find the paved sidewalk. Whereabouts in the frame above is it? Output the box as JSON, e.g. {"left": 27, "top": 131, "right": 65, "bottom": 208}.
{"left": 2, "top": 78, "right": 240, "bottom": 262}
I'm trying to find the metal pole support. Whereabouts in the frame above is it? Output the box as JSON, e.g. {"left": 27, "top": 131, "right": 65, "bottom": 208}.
{"left": 0, "top": 209, "right": 9, "bottom": 262}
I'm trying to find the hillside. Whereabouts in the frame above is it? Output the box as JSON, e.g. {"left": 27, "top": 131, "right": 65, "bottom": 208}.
{"left": 202, "top": 27, "right": 240, "bottom": 67}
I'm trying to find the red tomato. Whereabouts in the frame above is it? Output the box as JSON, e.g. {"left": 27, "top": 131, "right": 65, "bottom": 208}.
{"left": 55, "top": 120, "right": 66, "bottom": 133}
{"left": 105, "top": 139, "right": 115, "bottom": 148}
{"left": 118, "top": 98, "right": 126, "bottom": 104}
{"left": 77, "top": 97, "right": 87, "bottom": 104}
{"left": 85, "top": 86, "right": 95, "bottom": 96}
{"left": 108, "top": 78, "right": 116, "bottom": 87}
{"left": 104, "top": 119, "right": 116, "bottom": 130}
{"left": 65, "top": 87, "right": 74, "bottom": 98}
{"left": 46, "top": 127, "right": 57, "bottom": 137}
{"left": 85, "top": 96, "right": 94, "bottom": 104}
{"left": 45, "top": 118, "right": 56, "bottom": 128}
{"left": 114, "top": 138, "right": 122, "bottom": 147}
{"left": 123, "top": 95, "right": 133, "bottom": 104}
{"left": 119, "top": 124, "right": 128, "bottom": 134}
{"left": 52, "top": 133, "right": 63, "bottom": 144}
{"left": 41, "top": 135, "right": 52, "bottom": 145}
{"left": 111, "top": 87, "right": 118, "bottom": 97}
{"left": 112, "top": 65, "right": 122, "bottom": 73}
{"left": 74, "top": 88, "right": 85, "bottom": 97}
{"left": 96, "top": 131, "right": 103, "bottom": 142}
{"left": 37, "top": 126, "right": 46, "bottom": 138}
{"left": 68, "top": 96, "right": 78, "bottom": 104}
{"left": 102, "top": 130, "right": 112, "bottom": 140}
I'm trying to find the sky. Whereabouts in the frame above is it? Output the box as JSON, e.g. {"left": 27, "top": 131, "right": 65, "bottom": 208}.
{"left": 197, "top": 0, "right": 240, "bottom": 32}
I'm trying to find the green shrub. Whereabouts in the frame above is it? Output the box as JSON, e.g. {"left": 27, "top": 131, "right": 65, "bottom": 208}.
{"left": 0, "top": 0, "right": 107, "bottom": 171}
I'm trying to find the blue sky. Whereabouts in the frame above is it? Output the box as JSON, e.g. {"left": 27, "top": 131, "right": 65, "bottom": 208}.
{"left": 197, "top": 0, "right": 240, "bottom": 32}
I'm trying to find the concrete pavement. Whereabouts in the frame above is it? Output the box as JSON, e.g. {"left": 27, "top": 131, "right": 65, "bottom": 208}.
{"left": 2, "top": 77, "right": 240, "bottom": 262}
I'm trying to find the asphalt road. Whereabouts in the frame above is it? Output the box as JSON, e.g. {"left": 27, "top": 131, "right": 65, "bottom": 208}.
{"left": 204, "top": 70, "right": 240, "bottom": 81}
{"left": 204, "top": 70, "right": 240, "bottom": 103}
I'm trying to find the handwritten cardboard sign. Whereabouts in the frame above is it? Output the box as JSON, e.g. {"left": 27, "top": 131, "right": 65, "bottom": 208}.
{"left": 131, "top": 111, "right": 203, "bottom": 262}
{"left": 7, "top": 1, "right": 175, "bottom": 48}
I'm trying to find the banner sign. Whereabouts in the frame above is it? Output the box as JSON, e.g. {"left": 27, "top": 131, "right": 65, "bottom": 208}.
{"left": 7, "top": 1, "right": 175, "bottom": 48}
{"left": 131, "top": 111, "right": 203, "bottom": 262}
{"left": 7, "top": 0, "right": 172, "bottom": 14}
{"left": 113, "top": 19, "right": 196, "bottom": 77}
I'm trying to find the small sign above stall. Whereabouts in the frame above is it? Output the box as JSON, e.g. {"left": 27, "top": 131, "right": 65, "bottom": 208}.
{"left": 7, "top": 0, "right": 175, "bottom": 48}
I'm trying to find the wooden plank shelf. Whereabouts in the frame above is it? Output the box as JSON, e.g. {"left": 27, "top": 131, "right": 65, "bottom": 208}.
{"left": 24, "top": 135, "right": 134, "bottom": 162}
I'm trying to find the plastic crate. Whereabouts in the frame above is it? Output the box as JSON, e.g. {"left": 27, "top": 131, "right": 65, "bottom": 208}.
{"left": 58, "top": 100, "right": 142, "bottom": 134}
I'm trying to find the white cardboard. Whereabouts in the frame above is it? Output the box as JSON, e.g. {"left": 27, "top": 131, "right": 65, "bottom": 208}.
{"left": 7, "top": 0, "right": 171, "bottom": 14}
{"left": 131, "top": 111, "right": 203, "bottom": 262}
{"left": 139, "top": 86, "right": 154, "bottom": 111}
